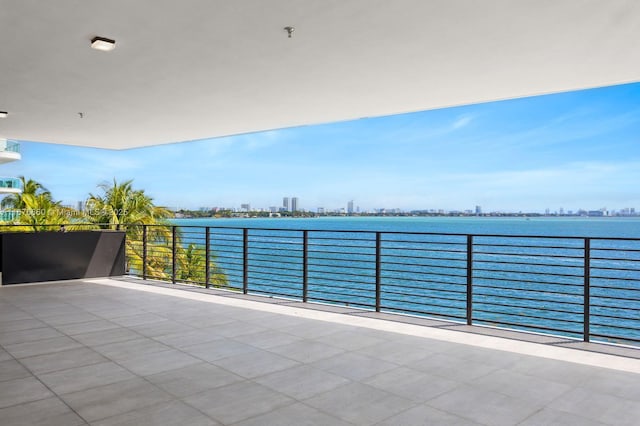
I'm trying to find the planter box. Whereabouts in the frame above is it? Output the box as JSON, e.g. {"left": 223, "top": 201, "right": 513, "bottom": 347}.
{"left": 0, "top": 230, "right": 125, "bottom": 285}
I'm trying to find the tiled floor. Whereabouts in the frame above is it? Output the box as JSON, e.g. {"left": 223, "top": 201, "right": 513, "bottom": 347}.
{"left": 1, "top": 278, "right": 639, "bottom": 425}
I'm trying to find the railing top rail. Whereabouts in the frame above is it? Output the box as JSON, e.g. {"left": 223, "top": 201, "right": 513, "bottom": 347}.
{"left": 0, "top": 223, "right": 112, "bottom": 226}
{"left": 0, "top": 223, "right": 120, "bottom": 230}
{"left": 3, "top": 222, "right": 640, "bottom": 241}
{"left": 138, "top": 223, "right": 640, "bottom": 242}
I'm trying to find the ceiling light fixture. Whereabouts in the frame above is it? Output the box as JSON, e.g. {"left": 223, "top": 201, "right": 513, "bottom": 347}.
{"left": 91, "top": 36, "right": 116, "bottom": 51}
{"left": 0, "top": 112, "right": 7, "bottom": 118}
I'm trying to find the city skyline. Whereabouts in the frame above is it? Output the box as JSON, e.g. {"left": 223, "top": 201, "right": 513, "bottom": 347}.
{"left": 180, "top": 198, "right": 638, "bottom": 217}
{"left": 57, "top": 191, "right": 639, "bottom": 217}
{"left": 170, "top": 190, "right": 632, "bottom": 217}
{"left": 2, "top": 82, "right": 640, "bottom": 213}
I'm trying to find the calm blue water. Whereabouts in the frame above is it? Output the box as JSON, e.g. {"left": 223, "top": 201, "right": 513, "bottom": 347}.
{"left": 173, "top": 216, "right": 640, "bottom": 238}
{"left": 167, "top": 216, "right": 640, "bottom": 344}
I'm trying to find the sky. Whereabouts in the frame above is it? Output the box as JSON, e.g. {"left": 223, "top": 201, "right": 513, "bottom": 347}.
{"left": 3, "top": 82, "right": 640, "bottom": 213}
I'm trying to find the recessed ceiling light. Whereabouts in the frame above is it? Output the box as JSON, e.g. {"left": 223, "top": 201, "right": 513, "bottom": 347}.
{"left": 0, "top": 112, "right": 8, "bottom": 118}
{"left": 91, "top": 36, "right": 116, "bottom": 51}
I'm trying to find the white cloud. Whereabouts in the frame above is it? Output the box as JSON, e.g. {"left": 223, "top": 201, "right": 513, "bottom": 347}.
{"left": 452, "top": 115, "right": 474, "bottom": 129}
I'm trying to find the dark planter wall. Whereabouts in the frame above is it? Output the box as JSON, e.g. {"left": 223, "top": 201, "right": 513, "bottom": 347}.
{"left": 1, "top": 231, "right": 125, "bottom": 285}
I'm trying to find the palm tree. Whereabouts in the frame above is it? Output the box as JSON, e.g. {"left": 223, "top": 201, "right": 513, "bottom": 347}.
{"left": 86, "top": 179, "right": 173, "bottom": 276}
{"left": 1, "top": 176, "right": 51, "bottom": 210}
{"left": 85, "top": 179, "right": 172, "bottom": 227}
{"left": 177, "top": 243, "right": 228, "bottom": 287}
{"left": 20, "top": 193, "right": 57, "bottom": 231}
{"left": 86, "top": 179, "right": 226, "bottom": 286}
{"left": 0, "top": 177, "right": 79, "bottom": 231}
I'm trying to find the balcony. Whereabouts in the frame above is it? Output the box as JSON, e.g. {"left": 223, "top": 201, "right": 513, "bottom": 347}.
{"left": 0, "top": 276, "right": 639, "bottom": 425}
{"left": 0, "top": 178, "right": 22, "bottom": 195}
{"left": 1, "top": 225, "right": 640, "bottom": 425}
{"left": 122, "top": 224, "right": 640, "bottom": 347}
{"left": 0, "top": 140, "right": 21, "bottom": 165}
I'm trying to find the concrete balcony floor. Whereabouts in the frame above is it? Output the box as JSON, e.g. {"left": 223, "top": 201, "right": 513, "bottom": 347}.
{"left": 1, "top": 278, "right": 640, "bottom": 426}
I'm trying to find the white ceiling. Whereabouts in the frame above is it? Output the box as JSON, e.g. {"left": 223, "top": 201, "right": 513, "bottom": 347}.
{"left": 1, "top": 0, "right": 639, "bottom": 150}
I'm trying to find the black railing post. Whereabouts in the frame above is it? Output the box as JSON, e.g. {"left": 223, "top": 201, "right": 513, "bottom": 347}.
{"left": 302, "top": 230, "right": 308, "bottom": 302}
{"left": 205, "top": 227, "right": 211, "bottom": 289}
{"left": 375, "top": 232, "right": 382, "bottom": 312}
{"left": 142, "top": 225, "right": 147, "bottom": 280}
{"left": 466, "top": 235, "right": 473, "bottom": 325}
{"left": 584, "top": 238, "right": 591, "bottom": 342}
{"left": 171, "top": 226, "right": 177, "bottom": 284}
{"left": 243, "top": 228, "right": 249, "bottom": 294}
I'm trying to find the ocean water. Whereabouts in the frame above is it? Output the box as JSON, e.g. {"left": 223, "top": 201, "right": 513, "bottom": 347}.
{"left": 173, "top": 215, "right": 640, "bottom": 238}
{"left": 166, "top": 216, "right": 640, "bottom": 344}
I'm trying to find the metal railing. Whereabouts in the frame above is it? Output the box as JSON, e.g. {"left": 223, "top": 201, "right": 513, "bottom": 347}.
{"left": 0, "top": 223, "right": 103, "bottom": 232}
{"left": 0, "top": 139, "right": 20, "bottom": 153}
{"left": 123, "top": 224, "right": 640, "bottom": 347}
{"left": 0, "top": 177, "right": 22, "bottom": 190}
{"left": 1, "top": 222, "right": 638, "bottom": 345}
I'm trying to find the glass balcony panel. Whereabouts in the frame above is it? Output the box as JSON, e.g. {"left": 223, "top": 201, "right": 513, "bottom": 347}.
{"left": 0, "top": 139, "right": 20, "bottom": 153}
{"left": 0, "top": 177, "right": 22, "bottom": 189}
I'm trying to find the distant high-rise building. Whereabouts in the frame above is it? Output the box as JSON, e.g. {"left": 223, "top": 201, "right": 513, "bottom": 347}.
{"left": 283, "top": 197, "right": 289, "bottom": 211}
{"left": 347, "top": 200, "right": 354, "bottom": 214}
{"left": 240, "top": 203, "right": 250, "bottom": 211}
{"left": 317, "top": 207, "right": 325, "bottom": 214}
{"left": 475, "top": 205, "right": 481, "bottom": 215}
{"left": 269, "top": 206, "right": 277, "bottom": 213}
{"left": 291, "top": 197, "right": 298, "bottom": 212}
